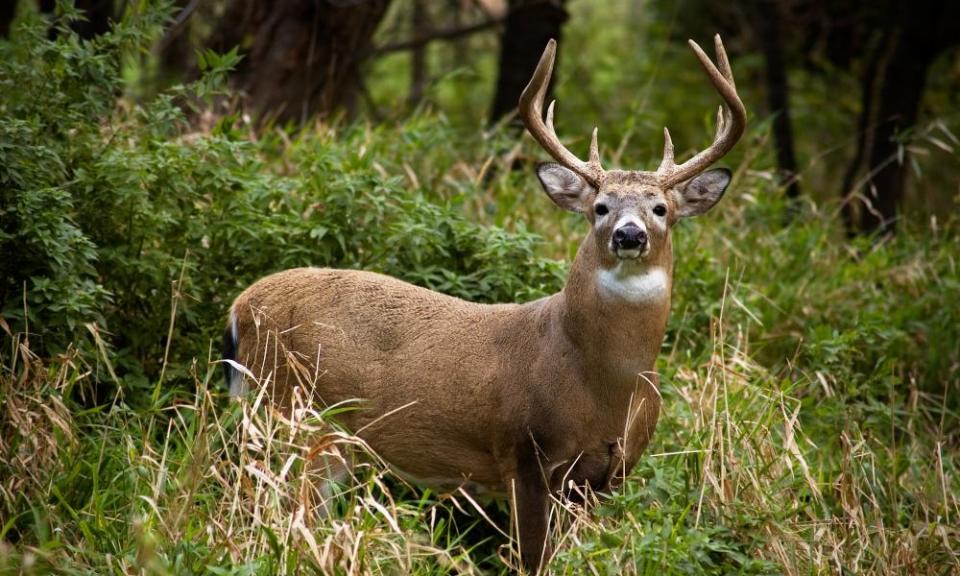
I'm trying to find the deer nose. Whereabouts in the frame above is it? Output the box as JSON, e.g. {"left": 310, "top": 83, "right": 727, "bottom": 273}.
{"left": 613, "top": 224, "right": 647, "bottom": 251}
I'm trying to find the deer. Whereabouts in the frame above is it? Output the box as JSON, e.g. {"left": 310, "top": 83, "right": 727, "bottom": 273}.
{"left": 223, "top": 34, "right": 745, "bottom": 573}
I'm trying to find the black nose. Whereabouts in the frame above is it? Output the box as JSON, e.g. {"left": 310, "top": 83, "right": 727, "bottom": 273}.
{"left": 613, "top": 224, "right": 647, "bottom": 250}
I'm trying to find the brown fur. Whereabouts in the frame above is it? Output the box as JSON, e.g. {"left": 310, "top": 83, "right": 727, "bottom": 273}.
{"left": 229, "top": 222, "right": 667, "bottom": 491}
{"left": 228, "top": 34, "right": 743, "bottom": 570}
{"left": 226, "top": 168, "right": 731, "bottom": 571}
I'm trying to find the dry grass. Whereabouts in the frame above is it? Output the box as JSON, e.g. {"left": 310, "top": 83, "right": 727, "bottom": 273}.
{"left": 5, "top": 271, "right": 957, "bottom": 575}
{"left": 2, "top": 188, "right": 958, "bottom": 574}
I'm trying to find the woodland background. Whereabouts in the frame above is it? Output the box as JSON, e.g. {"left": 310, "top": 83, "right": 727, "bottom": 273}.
{"left": 1, "top": 1, "right": 958, "bottom": 574}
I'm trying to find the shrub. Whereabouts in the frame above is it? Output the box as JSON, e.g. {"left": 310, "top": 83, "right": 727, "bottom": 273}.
{"left": 0, "top": 4, "right": 565, "bottom": 399}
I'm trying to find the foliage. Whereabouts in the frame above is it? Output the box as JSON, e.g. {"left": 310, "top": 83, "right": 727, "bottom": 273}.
{"left": 1, "top": 2, "right": 959, "bottom": 576}
{"left": 0, "top": 5, "right": 564, "bottom": 394}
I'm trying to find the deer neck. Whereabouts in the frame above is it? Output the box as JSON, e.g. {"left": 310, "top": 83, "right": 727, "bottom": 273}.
{"left": 556, "top": 231, "right": 673, "bottom": 388}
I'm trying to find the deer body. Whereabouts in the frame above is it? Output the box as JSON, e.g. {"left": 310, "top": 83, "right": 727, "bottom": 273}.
{"left": 226, "top": 36, "right": 744, "bottom": 572}
{"left": 228, "top": 227, "right": 669, "bottom": 492}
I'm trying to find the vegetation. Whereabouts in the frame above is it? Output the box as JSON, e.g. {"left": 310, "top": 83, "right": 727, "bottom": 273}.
{"left": 1, "top": 2, "right": 958, "bottom": 575}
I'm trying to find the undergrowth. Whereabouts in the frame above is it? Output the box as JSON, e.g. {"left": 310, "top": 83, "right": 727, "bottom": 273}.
{"left": 1, "top": 2, "right": 958, "bottom": 575}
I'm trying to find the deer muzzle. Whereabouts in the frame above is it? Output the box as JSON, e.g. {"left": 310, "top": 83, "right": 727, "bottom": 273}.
{"left": 612, "top": 224, "right": 648, "bottom": 258}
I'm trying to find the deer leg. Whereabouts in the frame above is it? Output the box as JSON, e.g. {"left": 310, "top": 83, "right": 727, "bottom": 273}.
{"left": 316, "top": 454, "right": 352, "bottom": 517}
{"left": 508, "top": 451, "right": 554, "bottom": 574}
{"left": 303, "top": 441, "right": 354, "bottom": 519}
{"left": 516, "top": 480, "right": 551, "bottom": 573}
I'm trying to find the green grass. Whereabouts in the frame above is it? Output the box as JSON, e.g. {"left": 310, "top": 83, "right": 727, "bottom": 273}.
{"left": 2, "top": 129, "right": 958, "bottom": 573}
{"left": 2, "top": 2, "right": 959, "bottom": 574}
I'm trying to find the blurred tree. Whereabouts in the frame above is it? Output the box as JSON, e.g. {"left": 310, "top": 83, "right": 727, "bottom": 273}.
{"left": 755, "top": 0, "right": 801, "bottom": 201}
{"left": 370, "top": 0, "right": 506, "bottom": 117}
{"left": 59, "top": 0, "right": 112, "bottom": 39}
{"left": 155, "top": 0, "right": 196, "bottom": 86}
{"left": 659, "top": 0, "right": 805, "bottom": 202}
{"left": 2, "top": 0, "right": 113, "bottom": 39}
{"left": 670, "top": 0, "right": 959, "bottom": 235}
{"left": 838, "top": 23, "right": 892, "bottom": 236}
{"left": 489, "top": 0, "right": 568, "bottom": 125}
{"left": 205, "top": 0, "right": 392, "bottom": 124}
{"left": 805, "top": 0, "right": 959, "bottom": 235}
{"left": 0, "top": 1, "right": 15, "bottom": 38}
{"left": 408, "top": 0, "right": 429, "bottom": 107}
{"left": 851, "top": 0, "right": 959, "bottom": 236}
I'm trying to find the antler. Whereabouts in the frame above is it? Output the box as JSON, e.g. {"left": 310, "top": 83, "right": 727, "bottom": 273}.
{"left": 519, "top": 39, "right": 605, "bottom": 187}
{"left": 657, "top": 34, "right": 746, "bottom": 187}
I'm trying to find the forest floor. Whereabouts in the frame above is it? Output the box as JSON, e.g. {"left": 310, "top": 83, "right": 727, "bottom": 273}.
{"left": 3, "top": 120, "right": 958, "bottom": 573}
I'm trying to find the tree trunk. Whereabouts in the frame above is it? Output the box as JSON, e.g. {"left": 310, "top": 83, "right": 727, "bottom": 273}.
{"left": 0, "top": 0, "right": 14, "bottom": 38}
{"left": 448, "top": 0, "right": 468, "bottom": 70}
{"left": 855, "top": 0, "right": 955, "bottom": 236}
{"left": 757, "top": 0, "right": 801, "bottom": 201}
{"left": 156, "top": 0, "right": 197, "bottom": 87}
{"left": 408, "top": 0, "right": 429, "bottom": 107}
{"left": 840, "top": 28, "right": 891, "bottom": 237}
{"left": 858, "top": 38, "right": 932, "bottom": 235}
{"left": 207, "top": 0, "right": 392, "bottom": 124}
{"left": 489, "top": 0, "right": 568, "bottom": 125}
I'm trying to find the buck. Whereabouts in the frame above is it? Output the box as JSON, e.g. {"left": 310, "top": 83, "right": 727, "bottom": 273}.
{"left": 224, "top": 35, "right": 745, "bottom": 572}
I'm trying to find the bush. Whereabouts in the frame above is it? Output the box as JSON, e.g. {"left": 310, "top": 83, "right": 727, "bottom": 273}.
{"left": 0, "top": 5, "right": 565, "bottom": 398}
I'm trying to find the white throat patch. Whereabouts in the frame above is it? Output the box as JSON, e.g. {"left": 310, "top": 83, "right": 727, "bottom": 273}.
{"left": 596, "top": 265, "right": 669, "bottom": 304}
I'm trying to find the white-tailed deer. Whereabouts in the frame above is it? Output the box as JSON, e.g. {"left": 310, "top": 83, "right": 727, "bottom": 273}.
{"left": 224, "top": 35, "right": 745, "bottom": 573}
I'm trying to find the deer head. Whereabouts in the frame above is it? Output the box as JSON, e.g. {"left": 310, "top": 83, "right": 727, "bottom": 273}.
{"left": 520, "top": 35, "right": 746, "bottom": 271}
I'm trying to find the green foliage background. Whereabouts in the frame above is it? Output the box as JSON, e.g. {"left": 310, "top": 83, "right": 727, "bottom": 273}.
{"left": 0, "top": 2, "right": 958, "bottom": 575}
{"left": 0, "top": 6, "right": 565, "bottom": 393}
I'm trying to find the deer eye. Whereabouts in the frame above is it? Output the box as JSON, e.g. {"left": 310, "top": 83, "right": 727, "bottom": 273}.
{"left": 653, "top": 204, "right": 667, "bottom": 217}
{"left": 594, "top": 203, "right": 609, "bottom": 216}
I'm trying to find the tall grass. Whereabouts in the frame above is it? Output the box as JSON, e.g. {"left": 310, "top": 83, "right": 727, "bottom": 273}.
{"left": 2, "top": 2, "right": 959, "bottom": 574}
{"left": 2, "top": 173, "right": 958, "bottom": 573}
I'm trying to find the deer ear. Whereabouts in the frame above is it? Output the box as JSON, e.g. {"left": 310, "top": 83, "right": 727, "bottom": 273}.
{"left": 536, "top": 163, "right": 595, "bottom": 213}
{"left": 672, "top": 168, "right": 731, "bottom": 218}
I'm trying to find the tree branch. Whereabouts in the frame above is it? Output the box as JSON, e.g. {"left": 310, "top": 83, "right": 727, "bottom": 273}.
{"left": 373, "top": 17, "right": 503, "bottom": 55}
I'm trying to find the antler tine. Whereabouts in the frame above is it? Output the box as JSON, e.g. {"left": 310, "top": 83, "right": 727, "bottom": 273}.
{"left": 713, "top": 33, "right": 736, "bottom": 90}
{"left": 657, "top": 34, "right": 746, "bottom": 187}
{"left": 545, "top": 99, "right": 557, "bottom": 132}
{"left": 519, "top": 39, "right": 604, "bottom": 186}
{"left": 589, "top": 127, "right": 600, "bottom": 165}
{"left": 659, "top": 127, "right": 675, "bottom": 173}
{"left": 714, "top": 106, "right": 726, "bottom": 142}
